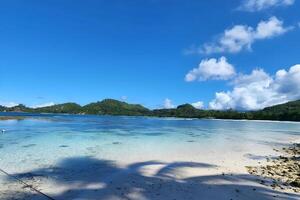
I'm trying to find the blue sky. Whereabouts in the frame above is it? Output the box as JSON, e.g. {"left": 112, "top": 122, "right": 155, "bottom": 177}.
{"left": 0, "top": 0, "right": 299, "bottom": 110}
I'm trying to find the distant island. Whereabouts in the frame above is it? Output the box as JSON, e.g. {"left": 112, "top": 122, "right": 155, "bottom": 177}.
{"left": 0, "top": 99, "right": 299, "bottom": 122}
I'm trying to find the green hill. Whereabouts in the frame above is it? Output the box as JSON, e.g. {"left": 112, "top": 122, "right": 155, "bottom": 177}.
{"left": 34, "top": 103, "right": 82, "bottom": 114}
{"left": 263, "top": 100, "right": 300, "bottom": 112}
{"left": 152, "top": 100, "right": 300, "bottom": 121}
{"left": 6, "top": 104, "right": 32, "bottom": 112}
{"left": 1, "top": 99, "right": 300, "bottom": 121}
{"left": 153, "top": 104, "right": 202, "bottom": 118}
{"left": 251, "top": 100, "right": 300, "bottom": 121}
{"left": 82, "top": 99, "right": 151, "bottom": 116}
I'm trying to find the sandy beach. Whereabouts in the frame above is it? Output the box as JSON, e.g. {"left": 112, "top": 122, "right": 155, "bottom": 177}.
{"left": 0, "top": 129, "right": 299, "bottom": 200}
{"left": 2, "top": 0, "right": 300, "bottom": 199}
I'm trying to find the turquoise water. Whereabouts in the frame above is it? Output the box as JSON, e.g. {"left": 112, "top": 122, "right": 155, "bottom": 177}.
{"left": 1, "top": 113, "right": 300, "bottom": 200}
{"left": 0, "top": 113, "right": 299, "bottom": 175}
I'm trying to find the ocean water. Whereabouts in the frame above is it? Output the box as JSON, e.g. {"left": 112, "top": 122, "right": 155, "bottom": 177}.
{"left": 0, "top": 113, "right": 299, "bottom": 175}
{"left": 1, "top": 113, "right": 300, "bottom": 199}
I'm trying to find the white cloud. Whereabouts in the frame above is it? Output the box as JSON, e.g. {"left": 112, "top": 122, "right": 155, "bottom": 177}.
{"left": 255, "top": 17, "right": 291, "bottom": 39}
{"left": 31, "top": 102, "right": 55, "bottom": 108}
{"left": 121, "top": 96, "right": 127, "bottom": 101}
{"left": 204, "top": 25, "right": 254, "bottom": 54}
{"left": 239, "top": 0, "right": 295, "bottom": 12}
{"left": 201, "top": 17, "right": 291, "bottom": 54}
{"left": 185, "top": 57, "right": 236, "bottom": 81}
{"left": 191, "top": 101, "right": 204, "bottom": 109}
{"left": 209, "top": 64, "right": 300, "bottom": 110}
{"left": 209, "top": 92, "right": 234, "bottom": 110}
{"left": 231, "top": 68, "right": 272, "bottom": 86}
{"left": 0, "top": 102, "right": 19, "bottom": 108}
{"left": 164, "top": 98, "right": 175, "bottom": 109}
{"left": 274, "top": 64, "right": 300, "bottom": 97}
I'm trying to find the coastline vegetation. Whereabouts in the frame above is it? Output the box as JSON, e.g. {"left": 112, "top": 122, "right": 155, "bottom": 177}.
{"left": 0, "top": 99, "right": 299, "bottom": 122}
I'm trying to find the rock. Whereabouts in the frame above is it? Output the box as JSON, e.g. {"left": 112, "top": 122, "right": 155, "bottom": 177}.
{"left": 290, "top": 179, "right": 300, "bottom": 188}
{"left": 246, "top": 143, "right": 300, "bottom": 192}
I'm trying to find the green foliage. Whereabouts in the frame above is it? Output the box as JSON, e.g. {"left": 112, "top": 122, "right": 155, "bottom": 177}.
{"left": 152, "top": 100, "right": 300, "bottom": 121}
{"left": 1, "top": 99, "right": 300, "bottom": 122}
{"left": 0, "top": 105, "right": 6, "bottom": 112}
{"left": 152, "top": 104, "right": 202, "bottom": 118}
{"left": 34, "top": 103, "right": 82, "bottom": 114}
{"left": 6, "top": 104, "right": 33, "bottom": 112}
{"left": 82, "top": 99, "right": 151, "bottom": 116}
{"left": 251, "top": 100, "right": 300, "bottom": 121}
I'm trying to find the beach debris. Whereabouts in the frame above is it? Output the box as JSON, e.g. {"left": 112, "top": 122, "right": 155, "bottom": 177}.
{"left": 246, "top": 143, "right": 300, "bottom": 193}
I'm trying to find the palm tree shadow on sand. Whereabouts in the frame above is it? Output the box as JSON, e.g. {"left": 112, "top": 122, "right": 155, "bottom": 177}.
{"left": 2, "top": 156, "right": 300, "bottom": 200}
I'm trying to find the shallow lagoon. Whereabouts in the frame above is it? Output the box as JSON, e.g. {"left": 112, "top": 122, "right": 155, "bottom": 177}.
{"left": 0, "top": 114, "right": 299, "bottom": 199}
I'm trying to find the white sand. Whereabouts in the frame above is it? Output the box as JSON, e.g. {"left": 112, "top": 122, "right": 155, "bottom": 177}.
{"left": 1, "top": 117, "right": 300, "bottom": 200}
{"left": 1, "top": 137, "right": 299, "bottom": 200}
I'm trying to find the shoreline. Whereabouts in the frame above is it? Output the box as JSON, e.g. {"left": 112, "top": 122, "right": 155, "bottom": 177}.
{"left": 1, "top": 112, "right": 300, "bottom": 123}
{"left": 1, "top": 98, "right": 300, "bottom": 122}
{"left": 0, "top": 142, "right": 299, "bottom": 199}
{"left": 0, "top": 115, "right": 299, "bottom": 199}
{"left": 1, "top": 145, "right": 299, "bottom": 200}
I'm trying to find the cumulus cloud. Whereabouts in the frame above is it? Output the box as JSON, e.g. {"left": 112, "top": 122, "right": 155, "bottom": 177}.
{"left": 255, "top": 17, "right": 291, "bottom": 39}
{"left": 239, "top": 0, "right": 294, "bottom": 12}
{"left": 31, "top": 102, "right": 55, "bottom": 108}
{"left": 200, "top": 17, "right": 291, "bottom": 54}
{"left": 164, "top": 98, "right": 175, "bottom": 109}
{"left": 209, "top": 64, "right": 300, "bottom": 110}
{"left": 191, "top": 101, "right": 205, "bottom": 109}
{"left": 274, "top": 65, "right": 300, "bottom": 97}
{"left": 185, "top": 57, "right": 236, "bottom": 81}
{"left": 0, "top": 102, "right": 19, "bottom": 108}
